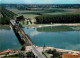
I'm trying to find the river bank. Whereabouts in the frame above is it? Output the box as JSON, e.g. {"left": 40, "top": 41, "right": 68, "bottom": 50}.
{"left": 22, "top": 23, "right": 80, "bottom": 28}
{"left": 26, "top": 46, "right": 80, "bottom": 54}
{"left": 38, "top": 23, "right": 80, "bottom": 28}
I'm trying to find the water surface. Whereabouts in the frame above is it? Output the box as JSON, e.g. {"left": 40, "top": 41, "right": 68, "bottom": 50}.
{"left": 0, "top": 26, "right": 21, "bottom": 52}
{"left": 23, "top": 26, "right": 80, "bottom": 50}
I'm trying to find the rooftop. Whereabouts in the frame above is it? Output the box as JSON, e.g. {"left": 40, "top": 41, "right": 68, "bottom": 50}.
{"left": 62, "top": 54, "right": 80, "bottom": 58}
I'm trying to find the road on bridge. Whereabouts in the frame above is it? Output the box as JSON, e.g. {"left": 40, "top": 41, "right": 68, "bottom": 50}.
{"left": 32, "top": 45, "right": 44, "bottom": 58}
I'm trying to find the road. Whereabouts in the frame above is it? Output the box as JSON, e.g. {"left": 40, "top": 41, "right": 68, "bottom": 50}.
{"left": 32, "top": 45, "right": 44, "bottom": 58}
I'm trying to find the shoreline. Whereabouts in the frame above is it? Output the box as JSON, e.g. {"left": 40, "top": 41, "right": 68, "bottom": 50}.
{"left": 1, "top": 46, "right": 80, "bottom": 54}
{"left": 22, "top": 23, "right": 80, "bottom": 28}
{"left": 37, "top": 23, "right": 80, "bottom": 28}
{"left": 26, "top": 45, "right": 80, "bottom": 53}
{"left": 25, "top": 46, "right": 80, "bottom": 55}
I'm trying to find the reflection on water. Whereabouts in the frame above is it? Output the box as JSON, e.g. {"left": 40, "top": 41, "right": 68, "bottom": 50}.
{"left": 0, "top": 26, "right": 21, "bottom": 52}
{"left": 23, "top": 26, "right": 80, "bottom": 50}
{"left": 37, "top": 26, "right": 80, "bottom": 32}
{"left": 0, "top": 25, "right": 10, "bottom": 30}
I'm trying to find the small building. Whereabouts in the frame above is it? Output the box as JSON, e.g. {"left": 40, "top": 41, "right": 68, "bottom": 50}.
{"left": 24, "top": 18, "right": 32, "bottom": 25}
{"left": 0, "top": 49, "right": 14, "bottom": 54}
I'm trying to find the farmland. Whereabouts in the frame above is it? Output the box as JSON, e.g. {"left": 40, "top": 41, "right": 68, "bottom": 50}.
{"left": 0, "top": 7, "right": 16, "bottom": 25}
{"left": 7, "top": 7, "right": 80, "bottom": 24}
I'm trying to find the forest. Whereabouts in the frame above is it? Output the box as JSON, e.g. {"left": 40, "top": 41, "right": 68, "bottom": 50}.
{"left": 0, "top": 7, "right": 16, "bottom": 25}
{"left": 35, "top": 14, "right": 80, "bottom": 24}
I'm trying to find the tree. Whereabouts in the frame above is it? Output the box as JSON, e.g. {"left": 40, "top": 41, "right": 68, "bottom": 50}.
{"left": 26, "top": 51, "right": 36, "bottom": 58}
{"left": 47, "top": 49, "right": 53, "bottom": 54}
{"left": 52, "top": 49, "right": 61, "bottom": 58}
{"left": 35, "top": 14, "right": 80, "bottom": 24}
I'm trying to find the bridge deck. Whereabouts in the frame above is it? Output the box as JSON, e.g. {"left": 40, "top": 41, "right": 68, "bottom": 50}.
{"left": 10, "top": 20, "right": 16, "bottom": 26}
{"left": 10, "top": 20, "right": 33, "bottom": 46}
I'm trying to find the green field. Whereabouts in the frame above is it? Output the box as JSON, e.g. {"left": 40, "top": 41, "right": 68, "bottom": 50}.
{"left": 0, "top": 7, "right": 16, "bottom": 25}
{"left": 8, "top": 8, "right": 80, "bottom": 24}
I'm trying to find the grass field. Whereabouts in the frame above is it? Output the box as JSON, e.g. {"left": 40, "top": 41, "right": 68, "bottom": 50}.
{"left": 8, "top": 8, "right": 80, "bottom": 16}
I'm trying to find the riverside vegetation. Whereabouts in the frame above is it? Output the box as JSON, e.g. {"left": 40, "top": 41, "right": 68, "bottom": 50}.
{"left": 35, "top": 14, "right": 80, "bottom": 24}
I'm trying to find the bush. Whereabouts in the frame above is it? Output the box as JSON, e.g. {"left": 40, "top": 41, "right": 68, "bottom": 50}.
{"left": 21, "top": 45, "right": 26, "bottom": 51}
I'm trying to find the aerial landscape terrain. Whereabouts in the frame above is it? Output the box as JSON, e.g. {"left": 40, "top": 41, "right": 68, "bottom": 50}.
{"left": 0, "top": 0, "right": 80, "bottom": 58}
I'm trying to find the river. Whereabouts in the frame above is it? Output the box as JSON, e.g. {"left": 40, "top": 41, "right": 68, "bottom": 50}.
{"left": 0, "top": 25, "right": 80, "bottom": 52}
{"left": 0, "top": 25, "right": 22, "bottom": 52}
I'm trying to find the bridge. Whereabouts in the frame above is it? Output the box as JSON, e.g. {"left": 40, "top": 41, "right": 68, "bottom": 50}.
{"left": 10, "top": 20, "right": 33, "bottom": 46}
{"left": 10, "top": 20, "right": 44, "bottom": 58}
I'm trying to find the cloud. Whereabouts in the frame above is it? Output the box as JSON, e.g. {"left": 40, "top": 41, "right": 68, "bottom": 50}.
{"left": 30, "top": 31, "right": 40, "bottom": 36}
{"left": 66, "top": 44, "right": 80, "bottom": 50}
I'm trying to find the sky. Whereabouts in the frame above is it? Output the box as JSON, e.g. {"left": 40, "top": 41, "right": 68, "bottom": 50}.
{"left": 0, "top": 0, "right": 80, "bottom": 4}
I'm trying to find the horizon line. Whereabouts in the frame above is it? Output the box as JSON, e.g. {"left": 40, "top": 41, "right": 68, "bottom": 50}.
{"left": 0, "top": 3, "right": 80, "bottom": 4}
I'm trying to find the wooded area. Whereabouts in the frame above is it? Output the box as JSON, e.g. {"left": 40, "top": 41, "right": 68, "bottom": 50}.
{"left": 35, "top": 14, "right": 80, "bottom": 24}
